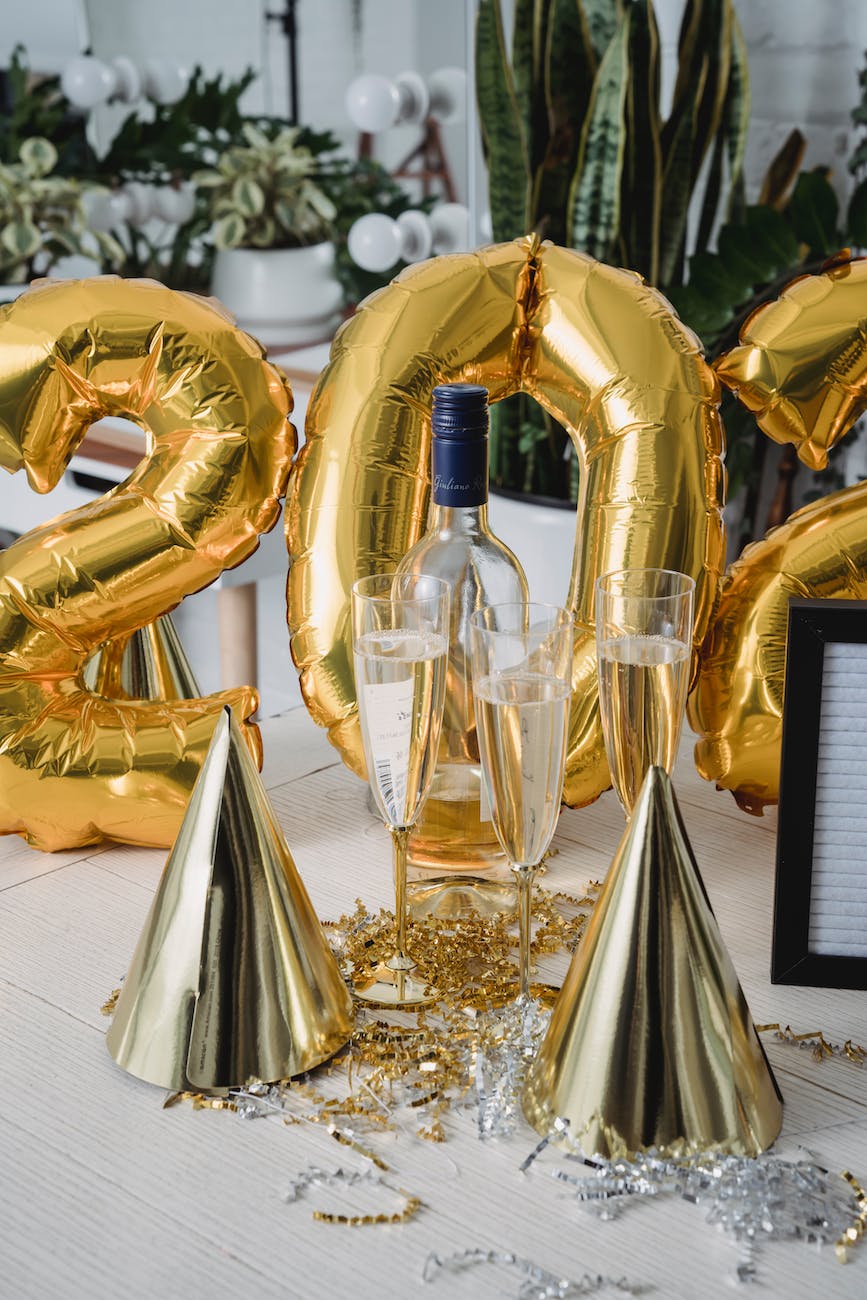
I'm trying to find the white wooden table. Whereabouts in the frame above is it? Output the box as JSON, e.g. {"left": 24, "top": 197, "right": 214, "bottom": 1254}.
{"left": 1, "top": 709, "right": 866, "bottom": 1299}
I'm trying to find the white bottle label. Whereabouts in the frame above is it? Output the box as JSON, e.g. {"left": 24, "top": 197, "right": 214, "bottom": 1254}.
{"left": 362, "top": 677, "right": 413, "bottom": 814}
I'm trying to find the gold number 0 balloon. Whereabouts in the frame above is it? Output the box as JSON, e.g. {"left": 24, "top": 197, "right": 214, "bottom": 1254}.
{"left": 690, "top": 257, "right": 867, "bottom": 812}
{"left": 286, "top": 237, "right": 725, "bottom": 806}
{"left": 0, "top": 278, "right": 294, "bottom": 851}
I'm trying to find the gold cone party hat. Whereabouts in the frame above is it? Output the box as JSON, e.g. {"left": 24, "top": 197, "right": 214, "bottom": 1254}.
{"left": 523, "top": 766, "right": 783, "bottom": 1157}
{"left": 107, "top": 707, "right": 353, "bottom": 1092}
{"left": 85, "top": 614, "right": 202, "bottom": 700}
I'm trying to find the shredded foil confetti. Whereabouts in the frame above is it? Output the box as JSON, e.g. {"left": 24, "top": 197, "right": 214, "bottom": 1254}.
{"left": 422, "top": 1248, "right": 647, "bottom": 1296}
{"left": 540, "top": 1145, "right": 866, "bottom": 1282}
{"left": 103, "top": 890, "right": 867, "bottom": 1276}
{"left": 285, "top": 1165, "right": 422, "bottom": 1226}
{"left": 757, "top": 1023, "right": 867, "bottom": 1064}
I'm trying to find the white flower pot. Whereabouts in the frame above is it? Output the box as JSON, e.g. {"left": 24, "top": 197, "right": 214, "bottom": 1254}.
{"left": 211, "top": 242, "right": 343, "bottom": 349}
{"left": 488, "top": 488, "right": 577, "bottom": 608}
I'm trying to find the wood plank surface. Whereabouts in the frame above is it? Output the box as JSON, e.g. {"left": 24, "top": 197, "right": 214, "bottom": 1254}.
{"left": 1, "top": 709, "right": 866, "bottom": 1299}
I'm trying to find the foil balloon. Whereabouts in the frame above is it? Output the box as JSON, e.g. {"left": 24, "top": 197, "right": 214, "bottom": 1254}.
{"left": 716, "top": 255, "right": 867, "bottom": 471}
{"left": 286, "top": 237, "right": 725, "bottom": 807}
{"left": 0, "top": 277, "right": 294, "bottom": 851}
{"left": 692, "top": 258, "right": 867, "bottom": 811}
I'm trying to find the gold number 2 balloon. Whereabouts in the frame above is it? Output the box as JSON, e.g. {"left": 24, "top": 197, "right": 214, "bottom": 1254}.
{"left": 286, "top": 237, "right": 725, "bottom": 807}
{"left": 690, "top": 257, "right": 867, "bottom": 812}
{"left": 0, "top": 278, "right": 294, "bottom": 851}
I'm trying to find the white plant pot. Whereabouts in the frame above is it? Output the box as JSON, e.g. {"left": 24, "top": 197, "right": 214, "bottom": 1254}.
{"left": 211, "top": 242, "right": 343, "bottom": 349}
{"left": 488, "top": 488, "right": 577, "bottom": 609}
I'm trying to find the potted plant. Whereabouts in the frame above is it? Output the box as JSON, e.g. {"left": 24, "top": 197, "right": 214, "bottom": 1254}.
{"left": 475, "top": 0, "right": 748, "bottom": 599}
{"left": 195, "top": 122, "right": 344, "bottom": 347}
{"left": 0, "top": 136, "right": 121, "bottom": 297}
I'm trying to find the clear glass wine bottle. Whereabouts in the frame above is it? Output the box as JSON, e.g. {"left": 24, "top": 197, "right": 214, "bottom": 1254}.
{"left": 398, "top": 383, "right": 528, "bottom": 917}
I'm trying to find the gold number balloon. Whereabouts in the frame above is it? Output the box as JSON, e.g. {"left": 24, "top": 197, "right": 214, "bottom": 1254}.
{"left": 691, "top": 258, "right": 867, "bottom": 811}
{"left": 286, "top": 237, "right": 725, "bottom": 807}
{"left": 0, "top": 278, "right": 294, "bottom": 850}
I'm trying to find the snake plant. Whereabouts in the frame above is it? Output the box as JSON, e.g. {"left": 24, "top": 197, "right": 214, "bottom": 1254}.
{"left": 476, "top": 0, "right": 749, "bottom": 500}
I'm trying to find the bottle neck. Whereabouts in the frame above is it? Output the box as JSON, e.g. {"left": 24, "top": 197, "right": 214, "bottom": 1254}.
{"left": 430, "top": 431, "right": 488, "bottom": 513}
{"left": 427, "top": 500, "right": 490, "bottom": 534}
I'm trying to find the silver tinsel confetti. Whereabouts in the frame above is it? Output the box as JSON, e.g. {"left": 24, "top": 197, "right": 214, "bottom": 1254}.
{"left": 545, "top": 1146, "right": 862, "bottom": 1283}
{"left": 474, "top": 998, "right": 550, "bottom": 1139}
{"left": 422, "top": 1248, "right": 648, "bottom": 1296}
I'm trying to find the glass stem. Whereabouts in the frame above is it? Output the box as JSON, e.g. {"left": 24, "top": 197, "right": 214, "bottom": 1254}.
{"left": 389, "top": 826, "right": 414, "bottom": 973}
{"left": 512, "top": 864, "right": 535, "bottom": 1000}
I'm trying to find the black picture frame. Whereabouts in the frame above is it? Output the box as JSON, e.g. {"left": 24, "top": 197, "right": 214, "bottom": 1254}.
{"left": 772, "top": 598, "right": 867, "bottom": 989}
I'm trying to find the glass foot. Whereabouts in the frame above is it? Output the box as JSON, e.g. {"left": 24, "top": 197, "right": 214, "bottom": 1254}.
{"left": 352, "top": 961, "right": 437, "bottom": 1007}
{"left": 407, "top": 875, "right": 516, "bottom": 920}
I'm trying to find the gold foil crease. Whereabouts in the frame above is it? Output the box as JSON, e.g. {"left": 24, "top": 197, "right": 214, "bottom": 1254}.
{"left": 286, "top": 237, "right": 725, "bottom": 807}
{"left": 522, "top": 766, "right": 783, "bottom": 1158}
{"left": 106, "top": 707, "right": 353, "bottom": 1092}
{"left": 0, "top": 277, "right": 294, "bottom": 850}
{"left": 692, "top": 259, "right": 867, "bottom": 810}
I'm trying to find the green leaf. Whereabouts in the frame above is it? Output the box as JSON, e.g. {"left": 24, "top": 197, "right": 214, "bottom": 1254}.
{"left": 1, "top": 219, "right": 41, "bottom": 258}
{"left": 568, "top": 11, "right": 630, "bottom": 259}
{"left": 231, "top": 176, "right": 265, "bottom": 217}
{"left": 658, "top": 96, "right": 698, "bottom": 286}
{"left": 582, "top": 0, "right": 623, "bottom": 61}
{"left": 848, "top": 177, "right": 867, "bottom": 247}
{"left": 476, "top": 0, "right": 531, "bottom": 240}
{"left": 213, "top": 212, "right": 247, "bottom": 248}
{"left": 716, "top": 222, "right": 775, "bottom": 285}
{"left": 19, "top": 136, "right": 57, "bottom": 177}
{"left": 787, "top": 170, "right": 840, "bottom": 255}
{"left": 620, "top": 0, "right": 662, "bottom": 282}
{"left": 745, "top": 203, "right": 800, "bottom": 266}
{"left": 688, "top": 248, "right": 751, "bottom": 303}
{"left": 532, "top": 0, "right": 596, "bottom": 244}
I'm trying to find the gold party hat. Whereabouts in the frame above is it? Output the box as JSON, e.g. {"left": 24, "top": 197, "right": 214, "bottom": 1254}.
{"left": 523, "top": 766, "right": 783, "bottom": 1157}
{"left": 106, "top": 707, "right": 353, "bottom": 1092}
{"left": 85, "top": 614, "right": 202, "bottom": 700}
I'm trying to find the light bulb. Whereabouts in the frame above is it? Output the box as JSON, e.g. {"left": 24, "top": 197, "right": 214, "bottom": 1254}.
{"left": 345, "top": 75, "right": 400, "bottom": 133}
{"left": 427, "top": 67, "right": 467, "bottom": 125}
{"left": 152, "top": 183, "right": 196, "bottom": 225}
{"left": 347, "top": 213, "right": 403, "bottom": 272}
{"left": 141, "top": 59, "right": 188, "bottom": 106}
{"left": 430, "top": 203, "right": 470, "bottom": 255}
{"left": 61, "top": 55, "right": 115, "bottom": 110}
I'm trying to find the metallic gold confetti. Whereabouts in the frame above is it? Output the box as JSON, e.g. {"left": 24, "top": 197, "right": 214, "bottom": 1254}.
{"left": 286, "top": 1165, "right": 422, "bottom": 1226}
{"left": 757, "top": 1024, "right": 866, "bottom": 1064}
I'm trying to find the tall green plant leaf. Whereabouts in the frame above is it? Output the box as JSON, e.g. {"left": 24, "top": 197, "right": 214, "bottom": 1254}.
{"left": 581, "top": 0, "right": 623, "bottom": 61}
{"left": 568, "top": 11, "right": 630, "bottom": 260}
{"left": 512, "top": 0, "right": 553, "bottom": 176}
{"left": 658, "top": 75, "right": 702, "bottom": 286}
{"left": 620, "top": 0, "right": 662, "bottom": 282}
{"left": 476, "top": 0, "right": 530, "bottom": 241}
{"left": 533, "top": 0, "right": 596, "bottom": 243}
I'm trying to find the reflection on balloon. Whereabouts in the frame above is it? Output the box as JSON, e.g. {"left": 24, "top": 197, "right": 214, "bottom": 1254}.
{"left": 286, "top": 236, "right": 725, "bottom": 807}
{"left": 0, "top": 277, "right": 294, "bottom": 851}
{"left": 693, "top": 258, "right": 867, "bottom": 811}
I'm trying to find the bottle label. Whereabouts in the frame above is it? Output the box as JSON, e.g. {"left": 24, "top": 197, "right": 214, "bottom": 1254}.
{"left": 431, "top": 437, "right": 488, "bottom": 507}
{"left": 362, "top": 678, "right": 413, "bottom": 815}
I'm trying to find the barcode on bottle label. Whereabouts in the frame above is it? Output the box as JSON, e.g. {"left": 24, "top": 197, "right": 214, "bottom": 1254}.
{"left": 362, "top": 677, "right": 413, "bottom": 816}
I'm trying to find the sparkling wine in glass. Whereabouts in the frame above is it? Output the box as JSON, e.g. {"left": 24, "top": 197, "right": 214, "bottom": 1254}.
{"left": 352, "top": 572, "right": 449, "bottom": 1005}
{"left": 595, "top": 568, "right": 695, "bottom": 814}
{"left": 470, "top": 603, "right": 573, "bottom": 1002}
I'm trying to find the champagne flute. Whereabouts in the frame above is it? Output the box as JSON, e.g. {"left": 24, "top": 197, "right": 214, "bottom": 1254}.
{"left": 470, "top": 603, "right": 573, "bottom": 1003}
{"left": 352, "top": 572, "right": 449, "bottom": 1006}
{"left": 595, "top": 567, "right": 695, "bottom": 814}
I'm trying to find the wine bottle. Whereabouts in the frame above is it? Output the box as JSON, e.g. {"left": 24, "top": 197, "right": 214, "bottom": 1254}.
{"left": 398, "top": 383, "right": 528, "bottom": 908}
